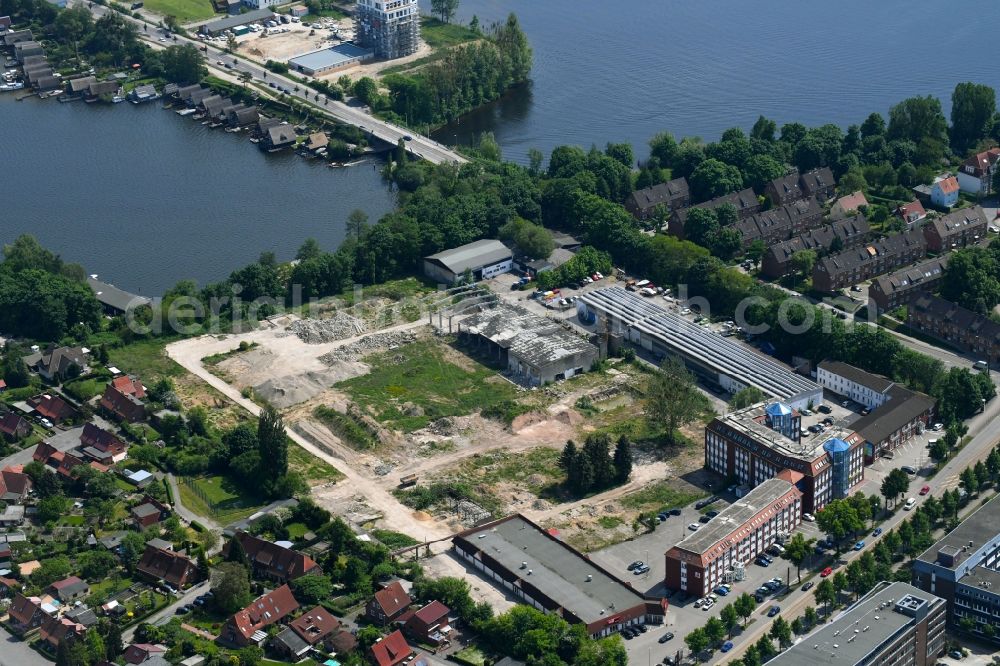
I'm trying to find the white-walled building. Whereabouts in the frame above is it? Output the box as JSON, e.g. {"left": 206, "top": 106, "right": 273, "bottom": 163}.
{"left": 423, "top": 239, "right": 512, "bottom": 285}
{"left": 816, "top": 360, "right": 892, "bottom": 409}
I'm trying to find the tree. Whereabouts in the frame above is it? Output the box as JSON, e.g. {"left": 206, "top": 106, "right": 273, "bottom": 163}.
{"left": 745, "top": 239, "right": 766, "bottom": 268}
{"left": 881, "top": 468, "right": 910, "bottom": 508}
{"left": 769, "top": 615, "right": 792, "bottom": 648}
{"left": 290, "top": 574, "right": 334, "bottom": 605}
{"left": 498, "top": 218, "right": 554, "bottom": 260}
{"left": 645, "top": 358, "right": 709, "bottom": 444}
{"left": 684, "top": 627, "right": 709, "bottom": 656}
{"left": 158, "top": 44, "right": 206, "bottom": 84}
{"left": 815, "top": 498, "right": 864, "bottom": 547}
{"left": 730, "top": 386, "right": 767, "bottom": 410}
{"left": 782, "top": 532, "right": 815, "bottom": 581}
{"left": 347, "top": 209, "right": 369, "bottom": 239}
{"left": 214, "top": 562, "right": 252, "bottom": 613}
{"left": 756, "top": 635, "right": 777, "bottom": 661}
{"left": 352, "top": 77, "right": 381, "bottom": 107}
{"left": 803, "top": 605, "right": 818, "bottom": 626}
{"left": 887, "top": 96, "right": 948, "bottom": 163}
{"left": 430, "top": 0, "right": 459, "bottom": 23}
{"left": 225, "top": 534, "right": 250, "bottom": 567}
{"left": 55, "top": 637, "right": 89, "bottom": 666}
{"left": 689, "top": 158, "right": 743, "bottom": 202}
{"left": 704, "top": 616, "right": 726, "bottom": 646}
{"left": 79, "top": 550, "right": 117, "bottom": 580}
{"left": 961, "top": 466, "right": 980, "bottom": 495}
{"left": 832, "top": 571, "right": 848, "bottom": 602}
{"left": 742, "top": 645, "right": 762, "bottom": 666}
{"left": 605, "top": 142, "right": 634, "bottom": 168}
{"left": 612, "top": 436, "right": 633, "bottom": 484}
{"left": 815, "top": 579, "right": 836, "bottom": 615}
{"left": 734, "top": 592, "right": 757, "bottom": 627}
{"left": 37, "top": 494, "right": 70, "bottom": 524}
{"left": 257, "top": 406, "right": 288, "bottom": 480}
{"left": 720, "top": 604, "right": 739, "bottom": 637}
{"left": 950, "top": 83, "right": 996, "bottom": 154}
{"left": 789, "top": 249, "right": 816, "bottom": 281}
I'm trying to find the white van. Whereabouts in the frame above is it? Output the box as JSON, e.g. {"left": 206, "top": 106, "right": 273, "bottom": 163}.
{"left": 974, "top": 360, "right": 989, "bottom": 372}
{"left": 904, "top": 497, "right": 917, "bottom": 510}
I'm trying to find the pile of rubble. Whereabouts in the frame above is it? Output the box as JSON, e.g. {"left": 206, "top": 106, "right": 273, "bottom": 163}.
{"left": 287, "top": 313, "right": 365, "bottom": 344}
{"left": 318, "top": 330, "right": 417, "bottom": 365}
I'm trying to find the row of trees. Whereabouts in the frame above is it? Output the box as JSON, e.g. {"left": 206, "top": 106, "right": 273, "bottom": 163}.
{"left": 939, "top": 242, "right": 1000, "bottom": 315}
{"left": 557, "top": 434, "right": 633, "bottom": 496}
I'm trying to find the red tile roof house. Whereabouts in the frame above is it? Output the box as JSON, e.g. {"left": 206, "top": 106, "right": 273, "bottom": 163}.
{"left": 100, "top": 383, "right": 147, "bottom": 423}
{"left": 0, "top": 576, "right": 21, "bottom": 597}
{"left": 79, "top": 423, "right": 128, "bottom": 464}
{"left": 48, "top": 576, "right": 90, "bottom": 602}
{"left": 27, "top": 393, "right": 78, "bottom": 425}
{"left": 403, "top": 600, "right": 451, "bottom": 646}
{"left": 8, "top": 593, "right": 43, "bottom": 633}
{"left": 39, "top": 614, "right": 85, "bottom": 652}
{"left": 956, "top": 147, "right": 1000, "bottom": 196}
{"left": 124, "top": 643, "right": 167, "bottom": 664}
{"left": 220, "top": 584, "right": 300, "bottom": 647}
{"left": 112, "top": 375, "right": 147, "bottom": 400}
{"left": 0, "top": 466, "right": 32, "bottom": 502}
{"left": 223, "top": 531, "right": 320, "bottom": 583}
{"left": 0, "top": 412, "right": 32, "bottom": 441}
{"left": 289, "top": 605, "right": 340, "bottom": 646}
{"left": 136, "top": 545, "right": 199, "bottom": 589}
{"left": 368, "top": 629, "right": 413, "bottom": 666}
{"left": 896, "top": 200, "right": 928, "bottom": 225}
{"left": 365, "top": 580, "right": 412, "bottom": 626}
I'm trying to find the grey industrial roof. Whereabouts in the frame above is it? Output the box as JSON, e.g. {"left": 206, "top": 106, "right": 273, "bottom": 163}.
{"left": 712, "top": 402, "right": 856, "bottom": 465}
{"left": 201, "top": 8, "right": 274, "bottom": 32}
{"left": 288, "top": 43, "right": 373, "bottom": 71}
{"left": 87, "top": 277, "right": 151, "bottom": 312}
{"left": 674, "top": 478, "right": 796, "bottom": 556}
{"left": 849, "top": 385, "right": 935, "bottom": 445}
{"left": 770, "top": 582, "right": 943, "bottom": 666}
{"left": 455, "top": 514, "right": 648, "bottom": 625}
{"left": 580, "top": 287, "right": 821, "bottom": 403}
{"left": 425, "top": 239, "right": 512, "bottom": 275}
{"left": 460, "top": 305, "right": 596, "bottom": 370}
{"left": 915, "top": 493, "right": 1000, "bottom": 571}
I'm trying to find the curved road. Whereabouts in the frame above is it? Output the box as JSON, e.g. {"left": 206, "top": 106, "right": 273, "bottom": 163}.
{"left": 75, "top": 0, "right": 465, "bottom": 165}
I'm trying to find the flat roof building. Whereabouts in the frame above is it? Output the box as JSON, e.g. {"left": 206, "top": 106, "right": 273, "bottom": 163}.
{"left": 705, "top": 401, "right": 864, "bottom": 513}
{"left": 199, "top": 9, "right": 275, "bottom": 35}
{"left": 458, "top": 304, "right": 598, "bottom": 386}
{"left": 769, "top": 581, "right": 945, "bottom": 666}
{"left": 423, "top": 239, "right": 513, "bottom": 285}
{"left": 579, "top": 287, "right": 823, "bottom": 409}
{"left": 665, "top": 476, "right": 801, "bottom": 597}
{"left": 288, "top": 43, "right": 374, "bottom": 76}
{"left": 453, "top": 514, "right": 665, "bottom": 638}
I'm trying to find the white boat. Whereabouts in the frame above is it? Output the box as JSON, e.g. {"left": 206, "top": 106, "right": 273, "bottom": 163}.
{"left": 176, "top": 108, "right": 196, "bottom": 116}
{"left": 112, "top": 95, "right": 125, "bottom": 103}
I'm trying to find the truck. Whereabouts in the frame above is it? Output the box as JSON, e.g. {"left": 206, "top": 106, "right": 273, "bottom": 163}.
{"left": 398, "top": 474, "right": 418, "bottom": 488}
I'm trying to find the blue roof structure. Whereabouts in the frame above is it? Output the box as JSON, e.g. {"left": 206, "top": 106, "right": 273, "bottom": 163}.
{"left": 765, "top": 402, "right": 792, "bottom": 417}
{"left": 823, "top": 438, "right": 850, "bottom": 454}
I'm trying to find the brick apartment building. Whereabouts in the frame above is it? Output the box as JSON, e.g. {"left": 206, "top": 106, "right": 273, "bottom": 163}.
{"left": 761, "top": 214, "right": 870, "bottom": 278}
{"left": 812, "top": 228, "right": 927, "bottom": 293}
{"left": 923, "top": 205, "right": 989, "bottom": 252}
{"left": 908, "top": 293, "right": 1000, "bottom": 365}
{"left": 867, "top": 255, "right": 949, "bottom": 314}
{"left": 624, "top": 177, "right": 690, "bottom": 219}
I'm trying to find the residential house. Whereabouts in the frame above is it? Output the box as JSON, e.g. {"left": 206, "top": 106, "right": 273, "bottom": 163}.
{"left": 930, "top": 175, "right": 961, "bottom": 209}
{"left": 799, "top": 167, "right": 837, "bottom": 201}
{"left": 0, "top": 505, "right": 25, "bottom": 527}
{"left": 48, "top": 576, "right": 90, "bottom": 602}
{"left": 8, "top": 594, "right": 42, "bottom": 632}
{"left": 669, "top": 188, "right": 761, "bottom": 238}
{"left": 403, "top": 601, "right": 450, "bottom": 645}
{"left": 64, "top": 605, "right": 98, "bottom": 628}
{"left": 923, "top": 205, "right": 988, "bottom": 252}
{"left": 736, "top": 197, "right": 825, "bottom": 249}
{"left": 202, "top": 95, "right": 233, "bottom": 122}
{"left": 624, "top": 177, "right": 690, "bottom": 219}
{"left": 271, "top": 627, "right": 311, "bottom": 661}
{"left": 368, "top": 630, "right": 412, "bottom": 666}
{"left": 0, "top": 466, "right": 32, "bottom": 502}
{"left": 26, "top": 394, "right": 78, "bottom": 425}
{"left": 0, "top": 576, "right": 21, "bottom": 597}
{"left": 124, "top": 643, "right": 167, "bottom": 665}
{"left": 223, "top": 531, "right": 320, "bottom": 583}
{"left": 131, "top": 502, "right": 165, "bottom": 529}
{"left": 228, "top": 105, "right": 259, "bottom": 128}
{"left": 262, "top": 124, "right": 296, "bottom": 151}
{"left": 25, "top": 346, "right": 88, "bottom": 382}
{"left": 326, "top": 629, "right": 358, "bottom": 655}
{"left": 0, "top": 544, "right": 11, "bottom": 568}
{"left": 79, "top": 423, "right": 128, "bottom": 464}
{"left": 956, "top": 147, "right": 1000, "bottom": 196}
{"left": 128, "top": 84, "right": 159, "bottom": 103}
{"left": 0, "top": 412, "right": 32, "bottom": 441}
{"left": 220, "top": 584, "right": 300, "bottom": 647}
{"left": 112, "top": 375, "right": 147, "bottom": 400}
{"left": 909, "top": 294, "right": 1000, "bottom": 365}
{"left": 365, "top": 580, "right": 412, "bottom": 625}
{"left": 830, "top": 190, "right": 869, "bottom": 219}
{"left": 65, "top": 75, "right": 97, "bottom": 98}
{"left": 868, "top": 255, "right": 949, "bottom": 314}
{"left": 761, "top": 214, "right": 870, "bottom": 278}
{"left": 811, "top": 228, "right": 927, "bottom": 293}
{"left": 304, "top": 131, "right": 329, "bottom": 154}
{"left": 135, "top": 545, "right": 199, "bottom": 589}
{"left": 896, "top": 199, "right": 928, "bottom": 226}
{"left": 87, "top": 278, "right": 151, "bottom": 316}
{"left": 86, "top": 80, "right": 120, "bottom": 101}
{"left": 763, "top": 171, "right": 805, "bottom": 207}
{"left": 100, "top": 383, "right": 146, "bottom": 423}
{"left": 38, "top": 614, "right": 84, "bottom": 652}
{"left": 272, "top": 605, "right": 340, "bottom": 659}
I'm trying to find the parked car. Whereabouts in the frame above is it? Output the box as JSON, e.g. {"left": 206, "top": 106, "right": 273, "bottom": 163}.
{"left": 657, "top": 512, "right": 667, "bottom": 521}
{"left": 688, "top": 523, "right": 700, "bottom": 531}
{"left": 853, "top": 540, "right": 865, "bottom": 551}
{"left": 714, "top": 585, "right": 730, "bottom": 596}
{"left": 821, "top": 567, "right": 833, "bottom": 577}
{"left": 948, "top": 650, "right": 964, "bottom": 659}
{"left": 767, "top": 605, "right": 781, "bottom": 617}
{"left": 920, "top": 485, "right": 931, "bottom": 495}
{"left": 669, "top": 508, "right": 682, "bottom": 516}
{"left": 872, "top": 528, "right": 883, "bottom": 537}
{"left": 699, "top": 514, "right": 711, "bottom": 524}
{"left": 635, "top": 565, "right": 650, "bottom": 575}
{"left": 695, "top": 496, "right": 719, "bottom": 509}
{"left": 627, "top": 561, "right": 644, "bottom": 571}
{"left": 905, "top": 497, "right": 917, "bottom": 510}
{"left": 702, "top": 600, "right": 714, "bottom": 611}
{"left": 755, "top": 556, "right": 771, "bottom": 567}
{"left": 659, "top": 632, "right": 675, "bottom": 644}
{"left": 721, "top": 641, "right": 734, "bottom": 653}
{"left": 706, "top": 509, "right": 720, "bottom": 518}
{"left": 818, "top": 404, "right": 832, "bottom": 414}
{"left": 801, "top": 581, "right": 814, "bottom": 592}
{"left": 802, "top": 512, "right": 815, "bottom": 522}
{"left": 901, "top": 465, "right": 917, "bottom": 475}
{"left": 694, "top": 598, "right": 704, "bottom": 608}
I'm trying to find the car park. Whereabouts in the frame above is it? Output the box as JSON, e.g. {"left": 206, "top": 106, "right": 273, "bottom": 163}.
{"left": 821, "top": 567, "right": 833, "bottom": 577}
{"left": 658, "top": 632, "right": 674, "bottom": 644}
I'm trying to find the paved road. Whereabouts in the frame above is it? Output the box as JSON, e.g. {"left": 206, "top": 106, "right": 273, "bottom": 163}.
{"left": 0, "top": 626, "right": 49, "bottom": 666}
{"left": 76, "top": 1, "right": 464, "bottom": 165}
{"left": 166, "top": 473, "right": 222, "bottom": 535}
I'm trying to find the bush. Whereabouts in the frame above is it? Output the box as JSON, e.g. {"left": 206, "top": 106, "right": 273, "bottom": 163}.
{"left": 265, "top": 60, "right": 289, "bottom": 74}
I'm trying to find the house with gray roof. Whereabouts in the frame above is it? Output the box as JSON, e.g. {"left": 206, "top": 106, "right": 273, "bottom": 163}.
{"left": 423, "top": 239, "right": 513, "bottom": 285}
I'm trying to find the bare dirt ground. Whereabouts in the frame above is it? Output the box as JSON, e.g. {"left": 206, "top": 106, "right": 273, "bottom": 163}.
{"left": 232, "top": 22, "right": 345, "bottom": 63}
{"left": 326, "top": 40, "right": 432, "bottom": 81}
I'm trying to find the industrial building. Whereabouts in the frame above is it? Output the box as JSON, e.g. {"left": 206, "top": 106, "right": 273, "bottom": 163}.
{"left": 288, "top": 43, "right": 374, "bottom": 76}
{"left": 769, "top": 582, "right": 945, "bottom": 666}
{"left": 913, "top": 493, "right": 1000, "bottom": 644}
{"left": 817, "top": 361, "right": 935, "bottom": 463}
{"left": 578, "top": 287, "right": 823, "bottom": 409}
{"left": 664, "top": 475, "right": 801, "bottom": 597}
{"left": 458, "top": 305, "right": 598, "bottom": 386}
{"left": 355, "top": 0, "right": 419, "bottom": 60}
{"left": 705, "top": 402, "right": 864, "bottom": 513}
{"left": 423, "top": 239, "right": 512, "bottom": 285}
{"left": 453, "top": 514, "right": 665, "bottom": 638}
{"left": 198, "top": 9, "right": 275, "bottom": 36}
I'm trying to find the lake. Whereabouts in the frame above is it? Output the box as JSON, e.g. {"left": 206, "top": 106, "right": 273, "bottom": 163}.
{"left": 0, "top": 95, "right": 396, "bottom": 295}
{"left": 428, "top": 0, "right": 1000, "bottom": 164}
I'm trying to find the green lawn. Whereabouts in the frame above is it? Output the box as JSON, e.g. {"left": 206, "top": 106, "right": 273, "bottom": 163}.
{"left": 285, "top": 521, "right": 309, "bottom": 540}
{"left": 57, "top": 515, "right": 85, "bottom": 527}
{"left": 335, "top": 339, "right": 519, "bottom": 431}
{"left": 419, "top": 16, "right": 481, "bottom": 49}
{"left": 108, "top": 338, "right": 185, "bottom": 380}
{"left": 288, "top": 443, "right": 345, "bottom": 484}
{"left": 177, "top": 475, "right": 265, "bottom": 522}
{"left": 370, "top": 528, "right": 419, "bottom": 549}
{"left": 142, "top": 0, "right": 216, "bottom": 22}
{"left": 620, "top": 481, "right": 709, "bottom": 514}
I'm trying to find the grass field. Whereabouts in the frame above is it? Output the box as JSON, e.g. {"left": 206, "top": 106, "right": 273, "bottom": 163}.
{"left": 142, "top": 0, "right": 216, "bottom": 23}
{"left": 452, "top": 447, "right": 563, "bottom": 495}
{"left": 419, "top": 16, "right": 480, "bottom": 49}
{"left": 108, "top": 338, "right": 185, "bottom": 380}
{"left": 620, "top": 481, "right": 708, "bottom": 514}
{"left": 288, "top": 444, "right": 344, "bottom": 484}
{"left": 178, "top": 474, "right": 265, "bottom": 522}
{"left": 335, "top": 339, "right": 518, "bottom": 431}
